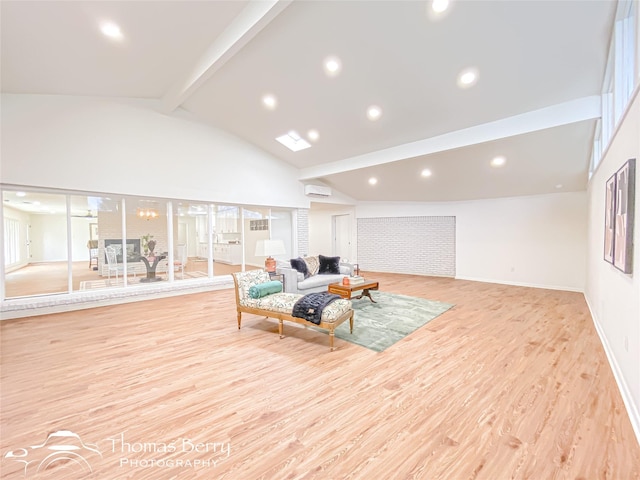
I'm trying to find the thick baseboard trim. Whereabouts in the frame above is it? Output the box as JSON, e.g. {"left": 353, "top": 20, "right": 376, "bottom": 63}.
{"left": 585, "top": 296, "right": 640, "bottom": 446}
{"left": 454, "top": 275, "right": 583, "bottom": 293}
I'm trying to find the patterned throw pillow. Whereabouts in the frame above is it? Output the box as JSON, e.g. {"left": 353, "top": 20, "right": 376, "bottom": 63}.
{"left": 303, "top": 256, "right": 320, "bottom": 276}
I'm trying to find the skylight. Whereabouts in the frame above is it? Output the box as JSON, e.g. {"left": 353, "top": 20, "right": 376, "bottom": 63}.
{"left": 276, "top": 131, "right": 311, "bottom": 152}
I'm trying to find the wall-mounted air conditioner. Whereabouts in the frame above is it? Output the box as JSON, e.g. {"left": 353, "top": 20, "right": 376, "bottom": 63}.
{"left": 304, "top": 185, "right": 332, "bottom": 197}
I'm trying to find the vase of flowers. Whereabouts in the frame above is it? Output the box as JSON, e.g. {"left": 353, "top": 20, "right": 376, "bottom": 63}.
{"left": 141, "top": 234, "right": 154, "bottom": 255}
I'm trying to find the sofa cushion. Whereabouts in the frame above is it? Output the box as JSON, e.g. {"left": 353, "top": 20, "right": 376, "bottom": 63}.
{"left": 290, "top": 257, "right": 310, "bottom": 278}
{"left": 318, "top": 255, "right": 341, "bottom": 274}
{"left": 303, "top": 256, "right": 320, "bottom": 276}
{"left": 297, "top": 273, "right": 344, "bottom": 291}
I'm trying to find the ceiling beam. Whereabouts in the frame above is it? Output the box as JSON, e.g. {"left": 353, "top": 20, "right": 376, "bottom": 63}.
{"left": 160, "top": 0, "right": 292, "bottom": 113}
{"left": 298, "top": 96, "right": 601, "bottom": 181}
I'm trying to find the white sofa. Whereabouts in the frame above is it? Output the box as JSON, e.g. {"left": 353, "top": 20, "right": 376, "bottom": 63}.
{"left": 276, "top": 256, "right": 354, "bottom": 294}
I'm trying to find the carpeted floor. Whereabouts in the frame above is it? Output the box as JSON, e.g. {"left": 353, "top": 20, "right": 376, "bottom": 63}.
{"left": 79, "top": 271, "right": 209, "bottom": 290}
{"left": 326, "top": 291, "right": 454, "bottom": 352}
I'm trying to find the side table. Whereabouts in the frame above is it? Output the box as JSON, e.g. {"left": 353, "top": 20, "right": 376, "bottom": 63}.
{"left": 269, "top": 272, "right": 285, "bottom": 292}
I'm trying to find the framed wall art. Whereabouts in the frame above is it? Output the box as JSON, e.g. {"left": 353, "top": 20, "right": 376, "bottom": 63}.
{"left": 612, "top": 158, "right": 635, "bottom": 274}
{"left": 604, "top": 173, "right": 616, "bottom": 264}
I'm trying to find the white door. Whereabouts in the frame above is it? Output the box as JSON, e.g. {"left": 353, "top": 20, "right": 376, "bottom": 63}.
{"left": 178, "top": 222, "right": 188, "bottom": 255}
{"left": 332, "top": 214, "right": 351, "bottom": 261}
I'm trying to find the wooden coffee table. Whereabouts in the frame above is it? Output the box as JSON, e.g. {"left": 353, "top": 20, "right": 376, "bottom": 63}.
{"left": 328, "top": 280, "right": 379, "bottom": 303}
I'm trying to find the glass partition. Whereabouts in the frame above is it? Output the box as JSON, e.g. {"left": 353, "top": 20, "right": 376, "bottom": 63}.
{"left": 71, "top": 194, "right": 124, "bottom": 292}
{"left": 243, "top": 208, "right": 270, "bottom": 271}
{"left": 125, "top": 197, "right": 168, "bottom": 286}
{"left": 270, "top": 209, "right": 294, "bottom": 261}
{"left": 173, "top": 201, "right": 210, "bottom": 280}
{"left": 1, "top": 185, "right": 295, "bottom": 302}
{"left": 213, "top": 205, "right": 243, "bottom": 275}
{"left": 3, "top": 189, "right": 69, "bottom": 298}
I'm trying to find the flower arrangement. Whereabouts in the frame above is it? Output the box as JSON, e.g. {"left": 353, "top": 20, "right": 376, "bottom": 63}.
{"left": 141, "top": 234, "right": 154, "bottom": 255}
{"left": 147, "top": 240, "right": 156, "bottom": 256}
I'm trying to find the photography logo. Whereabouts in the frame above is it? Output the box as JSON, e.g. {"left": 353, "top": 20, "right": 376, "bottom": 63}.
{"left": 4, "top": 430, "right": 102, "bottom": 478}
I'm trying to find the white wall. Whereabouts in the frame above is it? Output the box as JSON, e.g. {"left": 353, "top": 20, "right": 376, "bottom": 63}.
{"left": 585, "top": 89, "right": 640, "bottom": 436}
{"left": 2, "top": 205, "right": 30, "bottom": 271}
{"left": 29, "top": 214, "right": 67, "bottom": 262}
{"left": 308, "top": 205, "right": 357, "bottom": 261}
{"left": 357, "top": 191, "right": 587, "bottom": 291}
{"left": 0, "top": 94, "right": 309, "bottom": 209}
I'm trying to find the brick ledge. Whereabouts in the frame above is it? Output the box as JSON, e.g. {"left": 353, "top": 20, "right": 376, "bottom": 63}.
{"left": 1, "top": 276, "right": 234, "bottom": 320}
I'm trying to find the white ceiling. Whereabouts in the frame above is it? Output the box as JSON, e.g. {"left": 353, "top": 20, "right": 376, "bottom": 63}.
{"left": 1, "top": 0, "right": 616, "bottom": 203}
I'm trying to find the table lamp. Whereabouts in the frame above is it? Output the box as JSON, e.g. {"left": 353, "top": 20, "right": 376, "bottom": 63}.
{"left": 255, "top": 239, "right": 286, "bottom": 273}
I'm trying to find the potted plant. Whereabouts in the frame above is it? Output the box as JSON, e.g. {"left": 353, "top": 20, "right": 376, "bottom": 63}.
{"left": 147, "top": 240, "right": 156, "bottom": 257}
{"left": 141, "top": 234, "right": 154, "bottom": 256}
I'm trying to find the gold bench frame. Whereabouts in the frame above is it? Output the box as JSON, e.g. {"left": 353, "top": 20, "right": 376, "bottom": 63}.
{"left": 232, "top": 274, "right": 354, "bottom": 351}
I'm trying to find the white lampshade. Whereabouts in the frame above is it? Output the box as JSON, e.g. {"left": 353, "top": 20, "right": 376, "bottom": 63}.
{"left": 255, "top": 239, "right": 286, "bottom": 257}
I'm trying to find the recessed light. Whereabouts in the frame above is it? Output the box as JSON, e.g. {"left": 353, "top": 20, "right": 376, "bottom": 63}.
{"left": 16, "top": 191, "right": 26, "bottom": 197}
{"left": 421, "top": 169, "right": 432, "bottom": 177}
{"left": 262, "top": 94, "right": 277, "bottom": 110}
{"left": 368, "top": 177, "right": 378, "bottom": 185}
{"left": 432, "top": 0, "right": 450, "bottom": 13}
{"left": 427, "top": 0, "right": 452, "bottom": 20}
{"left": 100, "top": 22, "right": 123, "bottom": 40}
{"left": 457, "top": 67, "right": 478, "bottom": 88}
{"left": 307, "top": 129, "right": 319, "bottom": 142}
{"left": 324, "top": 56, "right": 342, "bottom": 77}
{"left": 367, "top": 105, "right": 382, "bottom": 121}
{"left": 556, "top": 184, "right": 563, "bottom": 189}
{"left": 491, "top": 156, "right": 506, "bottom": 167}
{"left": 276, "top": 131, "right": 311, "bottom": 152}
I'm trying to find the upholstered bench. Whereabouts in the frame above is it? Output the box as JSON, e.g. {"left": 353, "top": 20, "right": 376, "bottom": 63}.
{"left": 232, "top": 270, "right": 354, "bottom": 351}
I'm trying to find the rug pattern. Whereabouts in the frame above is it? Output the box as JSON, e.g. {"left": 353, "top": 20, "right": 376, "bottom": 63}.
{"left": 326, "top": 291, "right": 454, "bottom": 352}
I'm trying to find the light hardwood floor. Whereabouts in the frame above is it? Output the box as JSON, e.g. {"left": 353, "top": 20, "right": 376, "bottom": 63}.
{"left": 1, "top": 272, "right": 639, "bottom": 479}
{"left": 3, "top": 260, "right": 250, "bottom": 298}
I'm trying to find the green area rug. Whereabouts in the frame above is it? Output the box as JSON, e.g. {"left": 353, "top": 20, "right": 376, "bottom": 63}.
{"left": 323, "top": 291, "right": 454, "bottom": 352}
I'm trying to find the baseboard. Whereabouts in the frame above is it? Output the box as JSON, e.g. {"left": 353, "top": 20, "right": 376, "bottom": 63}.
{"left": 454, "top": 275, "right": 584, "bottom": 293}
{"left": 584, "top": 296, "right": 640, "bottom": 446}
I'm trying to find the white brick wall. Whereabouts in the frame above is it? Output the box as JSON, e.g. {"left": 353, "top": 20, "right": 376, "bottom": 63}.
{"left": 297, "top": 208, "right": 309, "bottom": 257}
{"left": 357, "top": 216, "right": 455, "bottom": 276}
{"left": 98, "top": 211, "right": 172, "bottom": 276}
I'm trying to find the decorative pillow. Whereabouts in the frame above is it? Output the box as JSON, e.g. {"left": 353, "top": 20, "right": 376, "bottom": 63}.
{"left": 248, "top": 281, "right": 283, "bottom": 299}
{"left": 318, "top": 255, "right": 341, "bottom": 274}
{"left": 303, "top": 256, "right": 320, "bottom": 276}
{"left": 290, "top": 257, "right": 310, "bottom": 278}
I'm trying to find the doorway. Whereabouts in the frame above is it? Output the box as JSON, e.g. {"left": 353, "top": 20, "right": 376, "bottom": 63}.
{"left": 332, "top": 214, "right": 351, "bottom": 261}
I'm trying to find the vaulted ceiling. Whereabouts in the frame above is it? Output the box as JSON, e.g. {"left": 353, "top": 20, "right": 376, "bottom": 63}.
{"left": 1, "top": 0, "right": 616, "bottom": 202}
